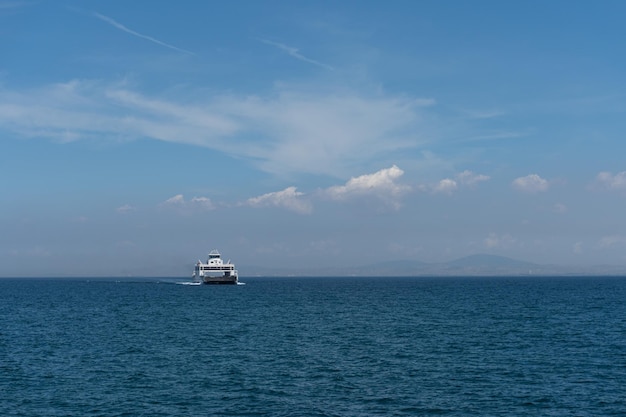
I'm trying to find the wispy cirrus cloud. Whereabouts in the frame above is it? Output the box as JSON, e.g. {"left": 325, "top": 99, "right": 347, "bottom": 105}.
{"left": 260, "top": 39, "right": 333, "bottom": 70}
{"left": 0, "top": 80, "right": 430, "bottom": 177}
{"left": 245, "top": 187, "right": 312, "bottom": 214}
{"left": 92, "top": 12, "right": 196, "bottom": 56}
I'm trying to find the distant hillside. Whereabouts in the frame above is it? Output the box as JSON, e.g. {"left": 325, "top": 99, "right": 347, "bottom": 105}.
{"left": 441, "top": 254, "right": 538, "bottom": 275}
{"left": 349, "top": 260, "right": 429, "bottom": 276}
{"left": 447, "top": 254, "right": 536, "bottom": 268}
{"left": 242, "top": 254, "right": 626, "bottom": 277}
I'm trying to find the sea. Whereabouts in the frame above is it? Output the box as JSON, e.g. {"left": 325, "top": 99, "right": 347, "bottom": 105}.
{"left": 1, "top": 276, "right": 625, "bottom": 416}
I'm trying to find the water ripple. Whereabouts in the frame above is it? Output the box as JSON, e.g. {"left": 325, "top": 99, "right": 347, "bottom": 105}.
{"left": 1, "top": 277, "right": 625, "bottom": 416}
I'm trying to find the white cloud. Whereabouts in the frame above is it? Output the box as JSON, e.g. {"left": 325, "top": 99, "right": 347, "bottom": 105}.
{"left": 553, "top": 203, "right": 567, "bottom": 213}
{"left": 599, "top": 235, "right": 626, "bottom": 249}
{"left": 512, "top": 174, "right": 549, "bottom": 193}
{"left": 325, "top": 165, "right": 410, "bottom": 204}
{"left": 116, "top": 204, "right": 136, "bottom": 214}
{"left": 221, "top": 92, "right": 429, "bottom": 177}
{"left": 484, "top": 233, "right": 516, "bottom": 249}
{"left": 432, "top": 178, "right": 457, "bottom": 194}
{"left": 246, "top": 187, "right": 312, "bottom": 214}
{"left": 163, "top": 194, "right": 185, "bottom": 205}
{"left": 159, "top": 194, "right": 214, "bottom": 212}
{"left": 419, "top": 170, "right": 489, "bottom": 194}
{"left": 0, "top": 81, "right": 431, "bottom": 177}
{"left": 595, "top": 171, "right": 626, "bottom": 190}
{"left": 189, "top": 196, "right": 214, "bottom": 210}
{"left": 456, "top": 170, "right": 490, "bottom": 186}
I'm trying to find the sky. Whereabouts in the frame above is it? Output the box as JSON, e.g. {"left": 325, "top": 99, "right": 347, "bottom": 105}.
{"left": 2, "top": 0, "right": 626, "bottom": 276}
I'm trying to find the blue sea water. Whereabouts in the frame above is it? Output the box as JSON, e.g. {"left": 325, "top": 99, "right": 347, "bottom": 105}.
{"left": 1, "top": 276, "right": 625, "bottom": 416}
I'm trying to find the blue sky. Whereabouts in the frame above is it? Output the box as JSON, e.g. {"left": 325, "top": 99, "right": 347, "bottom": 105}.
{"left": 2, "top": 0, "right": 626, "bottom": 276}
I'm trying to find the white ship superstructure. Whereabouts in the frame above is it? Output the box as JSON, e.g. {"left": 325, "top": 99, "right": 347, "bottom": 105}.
{"left": 192, "top": 250, "right": 238, "bottom": 285}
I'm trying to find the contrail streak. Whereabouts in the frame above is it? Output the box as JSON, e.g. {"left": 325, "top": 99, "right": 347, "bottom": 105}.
{"left": 93, "top": 12, "right": 196, "bottom": 56}
{"left": 260, "top": 39, "right": 333, "bottom": 70}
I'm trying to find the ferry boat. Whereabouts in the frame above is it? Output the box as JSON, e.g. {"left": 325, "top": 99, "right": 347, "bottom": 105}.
{"left": 192, "top": 250, "right": 238, "bottom": 285}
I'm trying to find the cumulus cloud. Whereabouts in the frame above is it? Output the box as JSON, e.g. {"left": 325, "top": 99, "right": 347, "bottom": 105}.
{"left": 189, "top": 196, "right": 214, "bottom": 210}
{"left": 163, "top": 194, "right": 185, "bottom": 205}
{"left": 432, "top": 179, "right": 458, "bottom": 194}
{"left": 325, "top": 165, "right": 410, "bottom": 204}
{"left": 456, "top": 170, "right": 490, "bottom": 186}
{"left": 159, "top": 194, "right": 214, "bottom": 212}
{"left": 419, "top": 170, "right": 489, "bottom": 194}
{"left": 595, "top": 171, "right": 626, "bottom": 190}
{"left": 0, "top": 80, "right": 431, "bottom": 177}
{"left": 246, "top": 187, "right": 312, "bottom": 214}
{"left": 512, "top": 174, "right": 549, "bottom": 193}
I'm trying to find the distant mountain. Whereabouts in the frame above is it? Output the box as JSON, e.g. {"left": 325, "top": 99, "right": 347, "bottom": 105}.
{"left": 350, "top": 260, "right": 429, "bottom": 276}
{"left": 446, "top": 254, "right": 536, "bottom": 268}
{"left": 364, "top": 254, "right": 541, "bottom": 276}
{"left": 440, "top": 254, "right": 538, "bottom": 275}
{"left": 241, "top": 254, "right": 626, "bottom": 277}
